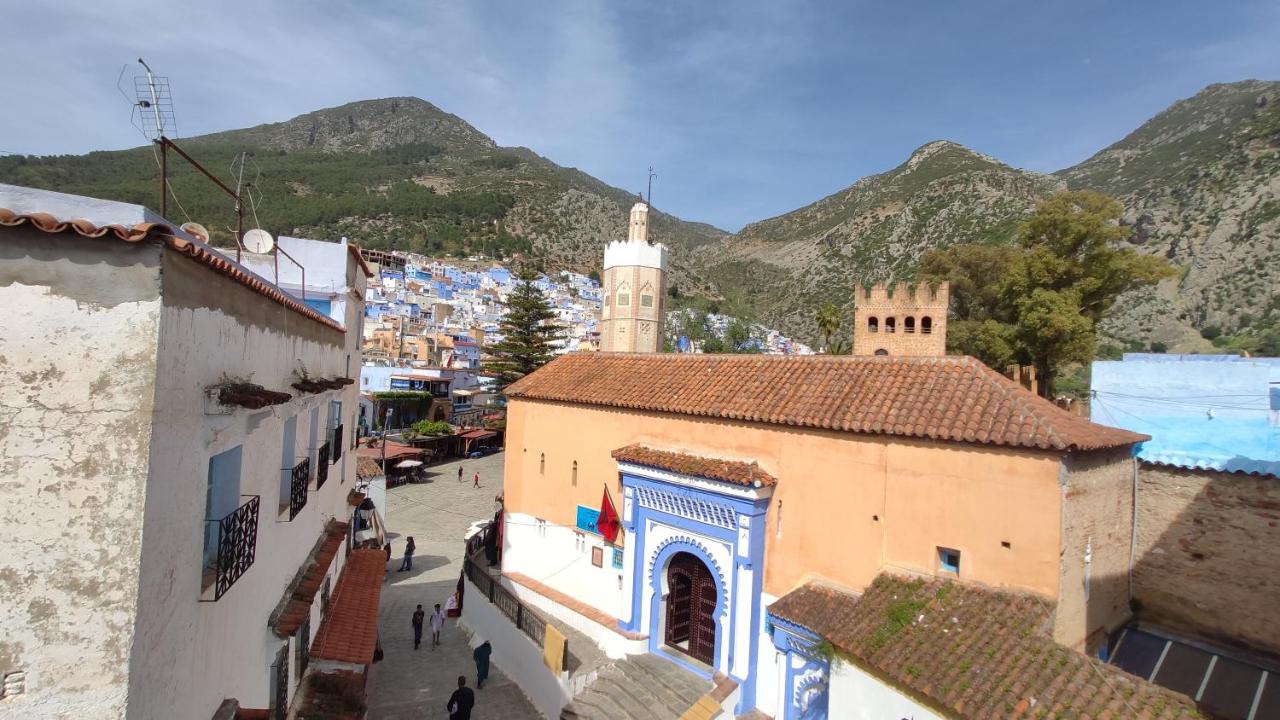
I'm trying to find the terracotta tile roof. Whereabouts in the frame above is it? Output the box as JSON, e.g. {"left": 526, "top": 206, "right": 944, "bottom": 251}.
{"left": 0, "top": 209, "right": 344, "bottom": 333}
{"left": 272, "top": 520, "right": 350, "bottom": 638}
{"left": 612, "top": 444, "right": 777, "bottom": 487}
{"left": 310, "top": 548, "right": 386, "bottom": 665}
{"left": 506, "top": 353, "right": 1147, "bottom": 453}
{"left": 355, "top": 441, "right": 424, "bottom": 462}
{"left": 769, "top": 576, "right": 1203, "bottom": 719}
{"left": 355, "top": 456, "right": 383, "bottom": 480}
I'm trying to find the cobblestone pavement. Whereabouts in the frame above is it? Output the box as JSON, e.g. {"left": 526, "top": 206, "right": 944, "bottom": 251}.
{"left": 366, "top": 452, "right": 542, "bottom": 720}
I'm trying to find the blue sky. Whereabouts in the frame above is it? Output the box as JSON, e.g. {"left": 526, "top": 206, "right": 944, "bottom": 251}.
{"left": 3, "top": 1, "right": 1278, "bottom": 231}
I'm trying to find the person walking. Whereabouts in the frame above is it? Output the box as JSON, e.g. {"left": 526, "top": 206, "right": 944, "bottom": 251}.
{"left": 446, "top": 676, "right": 475, "bottom": 720}
{"left": 398, "top": 536, "right": 415, "bottom": 572}
{"left": 472, "top": 471, "right": 480, "bottom": 489}
{"left": 458, "top": 465, "right": 464, "bottom": 483}
{"left": 430, "top": 602, "right": 446, "bottom": 649}
{"left": 473, "top": 640, "right": 492, "bottom": 689}
{"left": 412, "top": 605, "right": 425, "bottom": 650}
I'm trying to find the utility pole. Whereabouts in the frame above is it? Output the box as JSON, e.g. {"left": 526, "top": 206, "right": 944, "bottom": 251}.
{"left": 380, "top": 408, "right": 394, "bottom": 469}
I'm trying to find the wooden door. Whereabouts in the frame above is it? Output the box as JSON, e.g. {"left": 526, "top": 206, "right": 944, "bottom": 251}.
{"left": 690, "top": 568, "right": 717, "bottom": 664}
{"left": 666, "top": 564, "right": 693, "bottom": 646}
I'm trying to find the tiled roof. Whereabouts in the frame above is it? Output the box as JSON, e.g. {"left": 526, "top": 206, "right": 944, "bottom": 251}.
{"left": 0, "top": 209, "right": 344, "bottom": 333}
{"left": 272, "top": 520, "right": 350, "bottom": 638}
{"left": 355, "top": 441, "right": 424, "bottom": 461}
{"left": 310, "top": 548, "right": 386, "bottom": 665}
{"left": 355, "top": 456, "right": 383, "bottom": 480}
{"left": 769, "top": 576, "right": 1202, "bottom": 720}
{"left": 505, "top": 353, "right": 1147, "bottom": 452}
{"left": 612, "top": 444, "right": 778, "bottom": 487}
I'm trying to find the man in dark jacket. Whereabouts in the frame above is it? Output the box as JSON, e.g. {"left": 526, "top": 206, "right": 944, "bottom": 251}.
{"left": 411, "top": 605, "right": 425, "bottom": 650}
{"left": 447, "top": 676, "right": 475, "bottom": 720}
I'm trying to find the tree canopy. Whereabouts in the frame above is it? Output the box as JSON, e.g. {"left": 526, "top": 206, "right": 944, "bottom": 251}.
{"left": 815, "top": 302, "right": 842, "bottom": 353}
{"left": 920, "top": 190, "right": 1174, "bottom": 397}
{"left": 485, "top": 268, "right": 560, "bottom": 391}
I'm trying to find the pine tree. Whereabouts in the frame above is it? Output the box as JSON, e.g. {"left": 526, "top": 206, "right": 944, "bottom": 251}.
{"left": 486, "top": 268, "right": 560, "bottom": 392}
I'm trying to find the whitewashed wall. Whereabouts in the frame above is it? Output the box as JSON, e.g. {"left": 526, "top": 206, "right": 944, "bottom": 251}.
{"left": 461, "top": 585, "right": 569, "bottom": 720}
{"left": 0, "top": 233, "right": 164, "bottom": 719}
{"left": 503, "top": 513, "right": 625, "bottom": 627}
{"left": 124, "top": 249, "right": 361, "bottom": 719}
{"left": 828, "top": 660, "right": 943, "bottom": 720}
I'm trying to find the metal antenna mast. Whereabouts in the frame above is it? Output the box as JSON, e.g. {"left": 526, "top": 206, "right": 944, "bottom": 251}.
{"left": 647, "top": 166, "right": 656, "bottom": 207}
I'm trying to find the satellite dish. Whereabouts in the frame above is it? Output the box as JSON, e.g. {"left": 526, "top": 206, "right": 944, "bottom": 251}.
{"left": 242, "top": 228, "right": 275, "bottom": 254}
{"left": 180, "top": 222, "right": 210, "bottom": 243}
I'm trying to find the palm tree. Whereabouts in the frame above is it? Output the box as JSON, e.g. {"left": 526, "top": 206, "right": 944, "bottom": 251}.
{"left": 815, "top": 302, "right": 842, "bottom": 353}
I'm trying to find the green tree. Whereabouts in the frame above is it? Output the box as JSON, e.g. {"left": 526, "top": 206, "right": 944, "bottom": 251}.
{"left": 815, "top": 302, "right": 842, "bottom": 352}
{"left": 724, "top": 318, "right": 761, "bottom": 353}
{"left": 920, "top": 190, "right": 1174, "bottom": 397}
{"left": 485, "top": 268, "right": 560, "bottom": 392}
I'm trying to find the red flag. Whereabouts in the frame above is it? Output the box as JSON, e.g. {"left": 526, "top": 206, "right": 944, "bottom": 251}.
{"left": 598, "top": 486, "right": 621, "bottom": 544}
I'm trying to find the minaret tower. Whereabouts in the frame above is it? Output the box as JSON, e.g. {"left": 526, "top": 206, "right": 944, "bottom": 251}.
{"left": 600, "top": 199, "right": 667, "bottom": 352}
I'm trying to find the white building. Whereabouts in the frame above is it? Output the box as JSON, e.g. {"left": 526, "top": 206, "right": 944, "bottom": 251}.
{"left": 0, "top": 185, "right": 382, "bottom": 720}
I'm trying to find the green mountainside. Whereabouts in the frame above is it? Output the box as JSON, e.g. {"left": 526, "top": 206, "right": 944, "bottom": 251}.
{"left": 2, "top": 83, "right": 1277, "bottom": 349}
{"left": 0, "top": 97, "right": 723, "bottom": 290}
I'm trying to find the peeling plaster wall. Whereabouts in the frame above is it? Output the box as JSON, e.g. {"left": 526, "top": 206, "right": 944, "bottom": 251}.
{"left": 0, "top": 229, "right": 163, "bottom": 719}
{"left": 125, "top": 249, "right": 362, "bottom": 720}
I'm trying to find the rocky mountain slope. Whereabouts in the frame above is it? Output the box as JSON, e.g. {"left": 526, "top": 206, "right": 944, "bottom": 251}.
{"left": 1059, "top": 81, "right": 1280, "bottom": 349}
{"left": 0, "top": 97, "right": 724, "bottom": 292}
{"left": 2, "top": 83, "right": 1276, "bottom": 349}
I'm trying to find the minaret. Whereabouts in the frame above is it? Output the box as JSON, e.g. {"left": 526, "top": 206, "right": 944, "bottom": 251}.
{"left": 600, "top": 200, "right": 667, "bottom": 352}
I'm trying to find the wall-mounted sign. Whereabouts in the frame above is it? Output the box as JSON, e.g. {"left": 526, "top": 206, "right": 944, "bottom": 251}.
{"left": 575, "top": 505, "right": 601, "bottom": 535}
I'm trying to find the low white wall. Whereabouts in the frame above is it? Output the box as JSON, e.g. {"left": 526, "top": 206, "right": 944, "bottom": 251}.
{"left": 503, "top": 513, "right": 625, "bottom": 623}
{"left": 753, "top": 593, "right": 783, "bottom": 717}
{"left": 503, "top": 579, "right": 642, "bottom": 660}
{"left": 461, "top": 585, "right": 569, "bottom": 720}
{"left": 828, "top": 660, "right": 943, "bottom": 720}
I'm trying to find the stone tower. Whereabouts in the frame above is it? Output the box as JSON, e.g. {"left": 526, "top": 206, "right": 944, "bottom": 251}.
{"left": 600, "top": 201, "right": 667, "bottom": 352}
{"left": 852, "top": 281, "right": 949, "bottom": 356}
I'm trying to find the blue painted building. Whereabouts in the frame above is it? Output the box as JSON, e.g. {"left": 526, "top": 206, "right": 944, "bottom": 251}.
{"left": 1091, "top": 354, "right": 1280, "bottom": 477}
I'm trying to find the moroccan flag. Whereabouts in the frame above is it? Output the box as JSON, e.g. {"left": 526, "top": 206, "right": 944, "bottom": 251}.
{"left": 598, "top": 486, "right": 621, "bottom": 544}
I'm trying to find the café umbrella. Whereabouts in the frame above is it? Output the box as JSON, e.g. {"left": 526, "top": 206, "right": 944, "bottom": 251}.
{"left": 395, "top": 459, "right": 423, "bottom": 468}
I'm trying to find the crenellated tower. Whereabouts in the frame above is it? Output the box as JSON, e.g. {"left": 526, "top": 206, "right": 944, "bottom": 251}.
{"left": 852, "top": 281, "right": 949, "bottom": 356}
{"left": 601, "top": 201, "right": 667, "bottom": 352}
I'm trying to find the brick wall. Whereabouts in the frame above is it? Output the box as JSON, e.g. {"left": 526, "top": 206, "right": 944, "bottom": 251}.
{"left": 1132, "top": 463, "right": 1280, "bottom": 655}
{"left": 1055, "top": 448, "right": 1135, "bottom": 652}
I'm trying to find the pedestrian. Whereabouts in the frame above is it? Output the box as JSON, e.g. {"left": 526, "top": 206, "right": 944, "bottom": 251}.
{"left": 384, "top": 541, "right": 392, "bottom": 563}
{"left": 398, "top": 536, "right": 415, "bottom": 572}
{"left": 430, "top": 602, "right": 446, "bottom": 649}
{"left": 473, "top": 471, "right": 480, "bottom": 488}
{"left": 473, "top": 640, "right": 492, "bottom": 689}
{"left": 458, "top": 465, "right": 464, "bottom": 483}
{"left": 412, "top": 604, "right": 425, "bottom": 650}
{"left": 446, "top": 676, "right": 475, "bottom": 720}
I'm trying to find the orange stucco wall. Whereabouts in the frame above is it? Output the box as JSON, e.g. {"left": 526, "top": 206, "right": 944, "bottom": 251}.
{"left": 503, "top": 398, "right": 1067, "bottom": 599}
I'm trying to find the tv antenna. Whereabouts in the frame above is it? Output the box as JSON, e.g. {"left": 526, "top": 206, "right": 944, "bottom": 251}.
{"left": 647, "top": 166, "right": 656, "bottom": 208}
{"left": 118, "top": 58, "right": 248, "bottom": 260}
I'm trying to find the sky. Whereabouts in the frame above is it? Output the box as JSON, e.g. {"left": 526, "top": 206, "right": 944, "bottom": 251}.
{"left": 3, "top": 1, "right": 1278, "bottom": 231}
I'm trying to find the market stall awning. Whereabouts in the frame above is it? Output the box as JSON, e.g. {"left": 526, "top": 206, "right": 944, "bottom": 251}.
{"left": 459, "top": 429, "right": 497, "bottom": 440}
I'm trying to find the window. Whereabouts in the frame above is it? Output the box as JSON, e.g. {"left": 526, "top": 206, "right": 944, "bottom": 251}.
{"left": 540, "top": 453, "right": 545, "bottom": 474}
{"left": 921, "top": 316, "right": 933, "bottom": 335}
{"left": 205, "top": 446, "right": 244, "bottom": 569}
{"left": 327, "top": 401, "right": 342, "bottom": 460}
{"left": 572, "top": 460, "right": 578, "bottom": 487}
{"left": 938, "top": 547, "right": 960, "bottom": 575}
{"left": 885, "top": 317, "right": 896, "bottom": 333}
{"left": 867, "top": 316, "right": 879, "bottom": 333}
{"left": 904, "top": 316, "right": 915, "bottom": 333}
{"left": 295, "top": 613, "right": 310, "bottom": 678}
{"left": 640, "top": 294, "right": 654, "bottom": 308}
{"left": 321, "top": 576, "right": 332, "bottom": 616}
{"left": 307, "top": 407, "right": 320, "bottom": 480}
{"left": 874, "top": 348, "right": 889, "bottom": 356}
{"left": 612, "top": 548, "right": 624, "bottom": 570}
{"left": 279, "top": 416, "right": 298, "bottom": 514}
{"left": 617, "top": 292, "right": 630, "bottom": 307}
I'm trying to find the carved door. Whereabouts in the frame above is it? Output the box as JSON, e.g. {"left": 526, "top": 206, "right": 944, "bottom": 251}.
{"left": 665, "top": 552, "right": 717, "bottom": 666}
{"left": 690, "top": 570, "right": 717, "bottom": 665}
{"left": 666, "top": 563, "right": 693, "bottom": 645}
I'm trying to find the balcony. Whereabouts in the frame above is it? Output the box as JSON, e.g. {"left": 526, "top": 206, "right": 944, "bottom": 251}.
{"left": 317, "top": 443, "right": 331, "bottom": 489}
{"left": 289, "top": 458, "right": 310, "bottom": 520}
{"left": 203, "top": 495, "right": 260, "bottom": 601}
{"left": 332, "top": 425, "right": 344, "bottom": 464}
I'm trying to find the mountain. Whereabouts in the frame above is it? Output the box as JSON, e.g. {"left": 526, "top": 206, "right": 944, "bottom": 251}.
{"left": 2, "top": 84, "right": 1277, "bottom": 349}
{"left": 694, "top": 141, "right": 1060, "bottom": 342}
{"left": 0, "top": 97, "right": 725, "bottom": 292}
{"left": 1058, "top": 80, "right": 1280, "bottom": 348}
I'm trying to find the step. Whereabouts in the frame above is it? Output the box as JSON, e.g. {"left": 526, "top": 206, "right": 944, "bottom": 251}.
{"left": 561, "top": 653, "right": 714, "bottom": 720}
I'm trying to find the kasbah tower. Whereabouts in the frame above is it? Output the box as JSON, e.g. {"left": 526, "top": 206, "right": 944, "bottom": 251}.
{"left": 852, "top": 280, "right": 950, "bottom": 356}
{"left": 600, "top": 199, "right": 667, "bottom": 352}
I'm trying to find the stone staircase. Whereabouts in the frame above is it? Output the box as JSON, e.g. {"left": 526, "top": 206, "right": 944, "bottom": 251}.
{"left": 560, "top": 654, "right": 713, "bottom": 720}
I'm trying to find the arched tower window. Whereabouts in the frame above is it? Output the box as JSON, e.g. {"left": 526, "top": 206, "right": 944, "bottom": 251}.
{"left": 616, "top": 281, "right": 631, "bottom": 308}
{"left": 904, "top": 316, "right": 916, "bottom": 334}
{"left": 885, "top": 317, "right": 896, "bottom": 333}
{"left": 540, "top": 453, "right": 545, "bottom": 474}
{"left": 867, "top": 316, "right": 879, "bottom": 333}
{"left": 572, "top": 460, "right": 578, "bottom": 487}
{"left": 874, "top": 348, "right": 889, "bottom": 356}
{"left": 922, "top": 316, "right": 933, "bottom": 335}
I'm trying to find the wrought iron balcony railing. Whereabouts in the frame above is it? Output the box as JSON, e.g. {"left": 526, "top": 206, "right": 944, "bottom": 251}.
{"left": 289, "top": 457, "right": 310, "bottom": 520}
{"left": 332, "top": 425, "right": 344, "bottom": 464}
{"left": 316, "top": 442, "right": 331, "bottom": 489}
{"left": 204, "top": 495, "right": 259, "bottom": 601}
